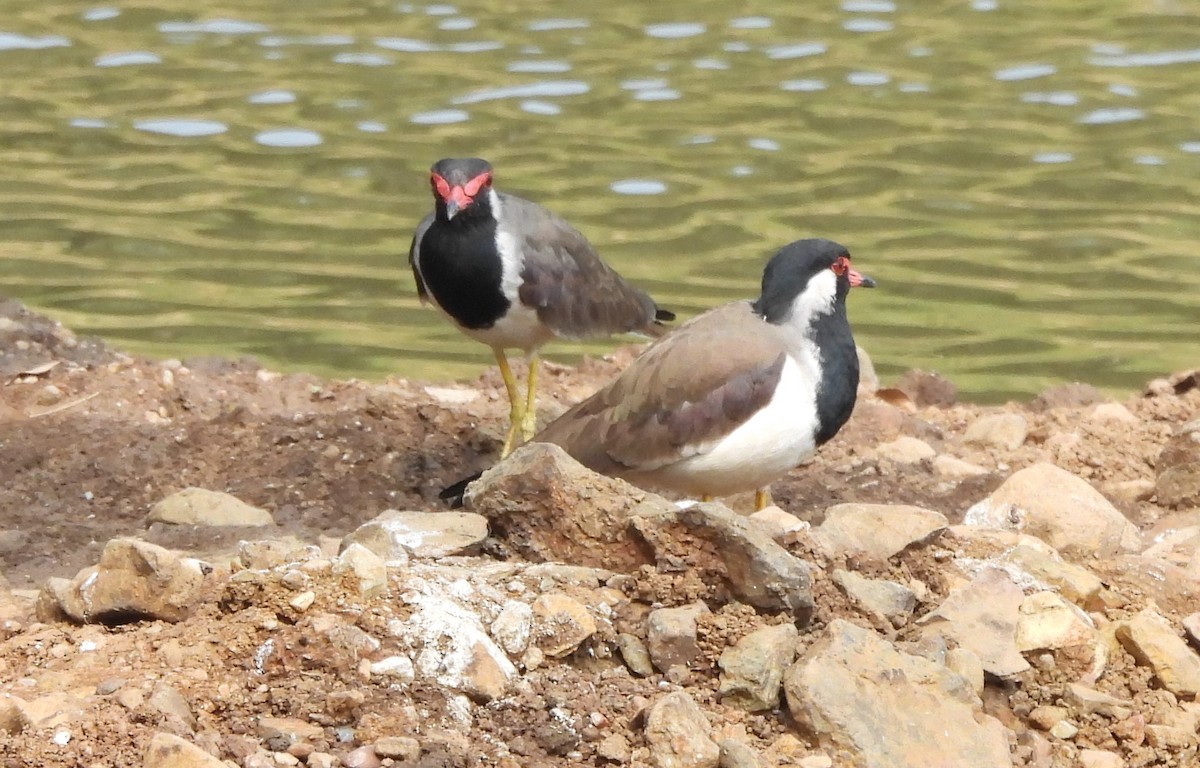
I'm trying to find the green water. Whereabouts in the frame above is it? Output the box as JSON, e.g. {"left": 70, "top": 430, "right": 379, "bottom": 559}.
{"left": 1, "top": 0, "right": 1198, "bottom": 401}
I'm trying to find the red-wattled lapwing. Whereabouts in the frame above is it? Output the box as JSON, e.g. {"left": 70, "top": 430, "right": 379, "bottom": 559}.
{"left": 442, "top": 237, "right": 875, "bottom": 510}
{"left": 409, "top": 157, "right": 674, "bottom": 457}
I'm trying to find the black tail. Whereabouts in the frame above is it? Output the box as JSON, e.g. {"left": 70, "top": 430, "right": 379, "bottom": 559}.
{"left": 655, "top": 306, "right": 676, "bottom": 323}
{"left": 439, "top": 471, "right": 483, "bottom": 508}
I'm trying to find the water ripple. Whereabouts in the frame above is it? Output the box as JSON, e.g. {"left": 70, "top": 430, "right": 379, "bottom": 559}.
{"left": 83, "top": 7, "right": 119, "bottom": 21}
{"left": 730, "top": 17, "right": 772, "bottom": 29}
{"left": 95, "top": 51, "right": 161, "bottom": 67}
{"left": 255, "top": 128, "right": 323, "bottom": 147}
{"left": 527, "top": 19, "right": 589, "bottom": 32}
{"left": 333, "top": 52, "right": 392, "bottom": 66}
{"left": 645, "top": 23, "right": 706, "bottom": 39}
{"left": 994, "top": 63, "right": 1057, "bottom": 81}
{"left": 611, "top": 179, "right": 667, "bottom": 195}
{"left": 843, "top": 19, "right": 894, "bottom": 32}
{"left": 781, "top": 79, "right": 827, "bottom": 92}
{"left": 507, "top": 60, "right": 570, "bottom": 73}
{"left": 451, "top": 80, "right": 588, "bottom": 105}
{"left": 409, "top": 109, "right": 469, "bottom": 124}
{"left": 259, "top": 34, "right": 354, "bottom": 47}
{"left": 1021, "top": 91, "right": 1079, "bottom": 106}
{"left": 133, "top": 118, "right": 228, "bottom": 137}
{"left": 0, "top": 32, "right": 71, "bottom": 50}
{"left": 1088, "top": 48, "right": 1200, "bottom": 68}
{"left": 520, "top": 100, "right": 560, "bottom": 115}
{"left": 765, "top": 42, "right": 826, "bottom": 59}
{"left": 1078, "top": 107, "right": 1145, "bottom": 125}
{"left": 842, "top": 0, "right": 896, "bottom": 11}
{"left": 158, "top": 19, "right": 269, "bottom": 35}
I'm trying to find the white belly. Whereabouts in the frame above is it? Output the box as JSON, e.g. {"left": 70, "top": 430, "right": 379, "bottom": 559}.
{"left": 639, "top": 355, "right": 820, "bottom": 497}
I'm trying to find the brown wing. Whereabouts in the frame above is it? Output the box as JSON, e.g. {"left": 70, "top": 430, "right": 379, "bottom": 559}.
{"left": 536, "top": 301, "right": 786, "bottom": 474}
{"left": 408, "top": 212, "right": 434, "bottom": 303}
{"left": 497, "top": 193, "right": 671, "bottom": 339}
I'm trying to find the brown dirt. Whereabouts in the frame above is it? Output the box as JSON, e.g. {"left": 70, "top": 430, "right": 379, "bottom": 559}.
{"left": 3, "top": 298, "right": 1200, "bottom": 767}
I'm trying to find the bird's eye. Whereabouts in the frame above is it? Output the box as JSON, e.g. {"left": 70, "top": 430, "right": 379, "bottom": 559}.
{"left": 831, "top": 256, "right": 849, "bottom": 276}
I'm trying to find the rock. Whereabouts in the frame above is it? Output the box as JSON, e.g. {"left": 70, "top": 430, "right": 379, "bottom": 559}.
{"left": 894, "top": 369, "right": 957, "bottom": 407}
{"left": 875, "top": 436, "right": 936, "bottom": 464}
{"left": 747, "top": 506, "right": 806, "bottom": 542}
{"left": 718, "top": 739, "right": 764, "bottom": 768}
{"left": 1003, "top": 545, "right": 1103, "bottom": 610}
{"left": 1049, "top": 720, "right": 1079, "bottom": 740}
{"left": 856, "top": 346, "right": 878, "bottom": 394}
{"left": 636, "top": 502, "right": 814, "bottom": 619}
{"left": 1078, "top": 749, "right": 1125, "bottom": 768}
{"left": 238, "top": 539, "right": 295, "bottom": 570}
{"left": 143, "top": 732, "right": 226, "bottom": 768}
{"left": 1088, "top": 402, "right": 1138, "bottom": 423}
{"left": 147, "top": 684, "right": 196, "bottom": 731}
{"left": 1030, "top": 382, "right": 1101, "bottom": 411}
{"left": 335, "top": 543, "right": 388, "bottom": 598}
{"left": 374, "top": 736, "right": 420, "bottom": 760}
{"left": 597, "top": 733, "right": 631, "bottom": 763}
{"left": 0, "top": 694, "right": 29, "bottom": 735}
{"left": 617, "top": 633, "right": 655, "bottom": 677}
{"left": 343, "top": 745, "right": 382, "bottom": 768}
{"left": 490, "top": 600, "right": 533, "bottom": 656}
{"left": 647, "top": 603, "right": 708, "bottom": 673}
{"left": 1115, "top": 608, "right": 1200, "bottom": 698}
{"left": 530, "top": 593, "right": 596, "bottom": 658}
{"left": 464, "top": 442, "right": 677, "bottom": 572}
{"left": 1184, "top": 612, "right": 1200, "bottom": 650}
{"left": 37, "top": 538, "right": 211, "bottom": 624}
{"left": 644, "top": 691, "right": 720, "bottom": 768}
{"left": 368, "top": 655, "right": 414, "bottom": 683}
{"left": 1014, "top": 591, "right": 1096, "bottom": 652}
{"left": 918, "top": 568, "right": 1029, "bottom": 678}
{"left": 1064, "top": 683, "right": 1133, "bottom": 720}
{"left": 340, "top": 510, "right": 488, "bottom": 563}
{"left": 399, "top": 579, "right": 515, "bottom": 702}
{"left": 963, "top": 462, "right": 1140, "bottom": 559}
{"left": 814, "top": 504, "right": 947, "bottom": 561}
{"left": 718, "top": 623, "right": 798, "bottom": 711}
{"left": 832, "top": 570, "right": 916, "bottom": 626}
{"left": 932, "top": 455, "right": 989, "bottom": 479}
{"left": 945, "top": 647, "right": 984, "bottom": 696}
{"left": 963, "top": 412, "right": 1028, "bottom": 451}
{"left": 785, "top": 620, "right": 1012, "bottom": 768}
{"left": 147, "top": 487, "right": 274, "bottom": 527}
{"left": 1027, "top": 705, "right": 1069, "bottom": 730}
{"left": 257, "top": 716, "right": 322, "bottom": 745}
{"left": 1157, "top": 464, "right": 1200, "bottom": 509}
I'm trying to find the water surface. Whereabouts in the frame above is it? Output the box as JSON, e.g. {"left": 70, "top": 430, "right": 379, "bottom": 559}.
{"left": 1, "top": 0, "right": 1199, "bottom": 401}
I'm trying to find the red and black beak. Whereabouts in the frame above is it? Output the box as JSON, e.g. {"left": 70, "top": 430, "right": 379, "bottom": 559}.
{"left": 849, "top": 269, "right": 876, "bottom": 288}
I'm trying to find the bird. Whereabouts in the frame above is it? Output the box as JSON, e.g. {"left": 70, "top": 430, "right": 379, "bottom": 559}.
{"left": 409, "top": 157, "right": 674, "bottom": 458}
{"left": 441, "top": 237, "right": 875, "bottom": 511}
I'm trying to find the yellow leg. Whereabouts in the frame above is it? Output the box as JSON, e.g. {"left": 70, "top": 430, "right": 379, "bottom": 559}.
{"left": 701, "top": 494, "right": 713, "bottom": 503}
{"left": 494, "top": 349, "right": 523, "bottom": 459}
{"left": 754, "top": 488, "right": 770, "bottom": 511}
{"left": 520, "top": 351, "right": 539, "bottom": 441}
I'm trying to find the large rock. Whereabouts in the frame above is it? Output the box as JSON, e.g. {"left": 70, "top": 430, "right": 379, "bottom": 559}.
{"left": 963, "top": 462, "right": 1140, "bottom": 559}
{"left": 963, "top": 412, "right": 1028, "bottom": 451}
{"left": 636, "top": 503, "right": 814, "bottom": 620}
{"left": 37, "top": 538, "right": 212, "bottom": 624}
{"left": 647, "top": 603, "right": 708, "bottom": 673}
{"left": 1156, "top": 419, "right": 1200, "bottom": 508}
{"left": 147, "top": 487, "right": 274, "bottom": 527}
{"left": 785, "top": 620, "right": 1012, "bottom": 768}
{"left": 463, "top": 442, "right": 676, "bottom": 572}
{"left": 644, "top": 691, "right": 720, "bottom": 768}
{"left": 814, "top": 504, "right": 947, "bottom": 561}
{"left": 832, "top": 570, "right": 916, "bottom": 626}
{"left": 718, "top": 623, "right": 799, "bottom": 711}
{"left": 1003, "top": 545, "right": 1103, "bottom": 610}
{"left": 340, "top": 510, "right": 488, "bottom": 563}
{"left": 143, "top": 732, "right": 226, "bottom": 768}
{"left": 1115, "top": 608, "right": 1200, "bottom": 698}
{"left": 917, "top": 568, "right": 1029, "bottom": 678}
{"left": 530, "top": 593, "right": 596, "bottom": 658}
{"left": 1014, "top": 591, "right": 1096, "bottom": 652}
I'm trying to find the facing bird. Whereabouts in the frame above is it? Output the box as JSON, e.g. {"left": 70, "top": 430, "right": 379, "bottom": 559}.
{"left": 442, "top": 237, "right": 875, "bottom": 510}
{"left": 409, "top": 157, "right": 674, "bottom": 457}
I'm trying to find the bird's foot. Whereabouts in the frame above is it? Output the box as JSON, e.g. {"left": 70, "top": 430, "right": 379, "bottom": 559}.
{"left": 754, "top": 488, "right": 770, "bottom": 511}
{"left": 499, "top": 412, "right": 522, "bottom": 459}
{"left": 519, "top": 407, "right": 537, "bottom": 443}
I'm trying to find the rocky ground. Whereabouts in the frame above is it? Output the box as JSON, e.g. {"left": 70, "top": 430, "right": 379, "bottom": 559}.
{"left": 2, "top": 296, "right": 1200, "bottom": 768}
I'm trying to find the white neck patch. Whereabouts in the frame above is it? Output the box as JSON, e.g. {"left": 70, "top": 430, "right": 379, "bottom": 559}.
{"left": 778, "top": 268, "right": 838, "bottom": 336}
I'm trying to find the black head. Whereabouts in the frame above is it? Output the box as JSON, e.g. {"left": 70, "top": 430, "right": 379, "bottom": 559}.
{"left": 752, "top": 238, "right": 875, "bottom": 325}
{"left": 429, "top": 157, "right": 494, "bottom": 220}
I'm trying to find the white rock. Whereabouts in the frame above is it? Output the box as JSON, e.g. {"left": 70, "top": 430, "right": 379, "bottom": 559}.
{"left": 918, "top": 568, "right": 1029, "bottom": 678}
{"left": 963, "top": 462, "right": 1140, "bottom": 559}
{"left": 147, "top": 487, "right": 274, "bottom": 527}
{"left": 815, "top": 504, "right": 947, "bottom": 561}
{"left": 963, "top": 412, "right": 1027, "bottom": 451}
{"left": 1015, "top": 591, "right": 1095, "bottom": 652}
{"left": 875, "top": 436, "right": 936, "bottom": 464}
{"left": 490, "top": 600, "right": 533, "bottom": 656}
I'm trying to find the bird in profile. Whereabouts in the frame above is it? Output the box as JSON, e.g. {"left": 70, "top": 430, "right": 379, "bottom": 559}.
{"left": 442, "top": 237, "right": 875, "bottom": 511}
{"left": 409, "top": 157, "right": 674, "bottom": 457}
